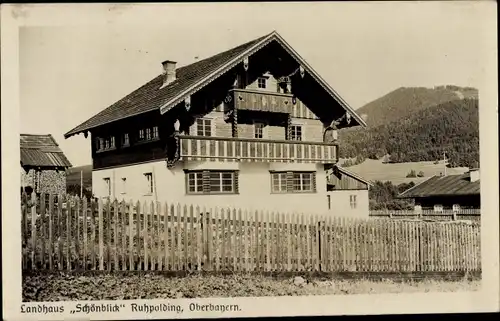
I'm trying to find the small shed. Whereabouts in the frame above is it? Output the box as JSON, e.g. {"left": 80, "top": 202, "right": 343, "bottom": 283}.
{"left": 326, "top": 165, "right": 373, "bottom": 217}
{"left": 20, "top": 134, "right": 72, "bottom": 195}
{"left": 397, "top": 168, "right": 480, "bottom": 211}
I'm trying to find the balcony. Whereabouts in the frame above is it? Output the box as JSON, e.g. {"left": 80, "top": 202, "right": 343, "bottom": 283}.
{"left": 231, "top": 89, "right": 293, "bottom": 114}
{"left": 178, "top": 135, "right": 338, "bottom": 164}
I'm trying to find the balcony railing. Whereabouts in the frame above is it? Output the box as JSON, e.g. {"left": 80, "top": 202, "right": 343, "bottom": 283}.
{"left": 179, "top": 135, "right": 338, "bottom": 163}
{"left": 231, "top": 89, "right": 293, "bottom": 114}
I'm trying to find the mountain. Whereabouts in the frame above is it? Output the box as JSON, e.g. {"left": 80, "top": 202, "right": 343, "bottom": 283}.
{"left": 355, "top": 85, "right": 478, "bottom": 127}
{"left": 340, "top": 96, "right": 479, "bottom": 168}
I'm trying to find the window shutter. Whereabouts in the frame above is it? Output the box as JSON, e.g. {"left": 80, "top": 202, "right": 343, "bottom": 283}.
{"left": 234, "top": 171, "right": 239, "bottom": 193}
{"left": 202, "top": 171, "right": 211, "bottom": 194}
{"left": 312, "top": 172, "right": 317, "bottom": 192}
{"left": 286, "top": 171, "right": 294, "bottom": 193}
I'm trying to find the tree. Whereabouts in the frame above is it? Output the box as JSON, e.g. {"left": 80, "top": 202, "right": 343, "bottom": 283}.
{"left": 67, "top": 184, "right": 93, "bottom": 200}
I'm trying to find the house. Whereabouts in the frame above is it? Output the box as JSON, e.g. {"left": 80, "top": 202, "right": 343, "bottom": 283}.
{"left": 64, "top": 31, "right": 369, "bottom": 215}
{"left": 397, "top": 168, "right": 480, "bottom": 212}
{"left": 20, "top": 134, "right": 72, "bottom": 196}
{"left": 326, "top": 166, "right": 373, "bottom": 217}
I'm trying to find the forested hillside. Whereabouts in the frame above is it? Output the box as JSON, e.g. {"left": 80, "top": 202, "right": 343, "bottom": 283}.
{"left": 340, "top": 98, "right": 479, "bottom": 168}
{"left": 355, "top": 85, "right": 478, "bottom": 127}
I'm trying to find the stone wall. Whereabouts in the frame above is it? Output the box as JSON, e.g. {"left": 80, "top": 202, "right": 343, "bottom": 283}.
{"left": 20, "top": 167, "right": 67, "bottom": 195}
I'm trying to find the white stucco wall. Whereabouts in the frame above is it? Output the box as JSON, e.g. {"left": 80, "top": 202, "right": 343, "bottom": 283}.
{"left": 92, "top": 160, "right": 339, "bottom": 216}
{"left": 326, "top": 189, "right": 369, "bottom": 218}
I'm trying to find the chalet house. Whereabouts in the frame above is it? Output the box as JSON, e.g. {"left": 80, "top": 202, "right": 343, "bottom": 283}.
{"left": 64, "top": 31, "right": 369, "bottom": 216}
{"left": 397, "top": 168, "right": 480, "bottom": 212}
{"left": 20, "top": 134, "right": 72, "bottom": 195}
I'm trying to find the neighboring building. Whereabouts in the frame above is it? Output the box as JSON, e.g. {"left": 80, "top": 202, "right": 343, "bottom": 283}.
{"left": 326, "top": 166, "right": 372, "bottom": 217}
{"left": 64, "top": 31, "right": 368, "bottom": 215}
{"left": 20, "top": 134, "right": 72, "bottom": 196}
{"left": 397, "top": 168, "right": 480, "bottom": 211}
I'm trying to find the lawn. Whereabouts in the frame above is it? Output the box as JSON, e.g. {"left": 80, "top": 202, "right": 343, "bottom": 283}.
{"left": 22, "top": 272, "right": 480, "bottom": 302}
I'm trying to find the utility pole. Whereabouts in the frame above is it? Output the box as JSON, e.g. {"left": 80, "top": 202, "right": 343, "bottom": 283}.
{"left": 443, "top": 151, "right": 447, "bottom": 176}
{"left": 80, "top": 170, "right": 83, "bottom": 198}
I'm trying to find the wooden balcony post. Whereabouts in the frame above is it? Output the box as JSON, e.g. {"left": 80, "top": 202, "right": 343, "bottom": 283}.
{"left": 232, "top": 109, "right": 238, "bottom": 138}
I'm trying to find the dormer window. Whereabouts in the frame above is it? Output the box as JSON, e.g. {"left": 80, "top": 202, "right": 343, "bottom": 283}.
{"left": 257, "top": 77, "right": 267, "bottom": 89}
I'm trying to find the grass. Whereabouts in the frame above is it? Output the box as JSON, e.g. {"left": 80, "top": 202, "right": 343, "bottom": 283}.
{"left": 22, "top": 272, "right": 480, "bottom": 302}
{"left": 343, "top": 158, "right": 469, "bottom": 185}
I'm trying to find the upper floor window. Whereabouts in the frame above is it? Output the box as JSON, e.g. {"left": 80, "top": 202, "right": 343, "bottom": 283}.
{"left": 186, "top": 170, "right": 238, "bottom": 194}
{"left": 271, "top": 171, "right": 316, "bottom": 193}
{"left": 452, "top": 204, "right": 461, "bottom": 212}
{"left": 138, "top": 126, "right": 159, "bottom": 142}
{"left": 290, "top": 125, "right": 302, "bottom": 141}
{"left": 434, "top": 204, "right": 444, "bottom": 212}
{"left": 350, "top": 195, "right": 357, "bottom": 209}
{"left": 257, "top": 77, "right": 267, "bottom": 89}
{"left": 254, "top": 122, "right": 266, "bottom": 139}
{"left": 96, "top": 136, "right": 116, "bottom": 152}
{"left": 196, "top": 118, "right": 212, "bottom": 137}
{"left": 122, "top": 133, "right": 130, "bottom": 147}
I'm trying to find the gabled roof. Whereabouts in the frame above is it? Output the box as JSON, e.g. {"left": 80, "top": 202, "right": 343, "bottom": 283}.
{"left": 328, "top": 165, "right": 373, "bottom": 186}
{"left": 397, "top": 173, "right": 480, "bottom": 199}
{"left": 65, "top": 31, "right": 366, "bottom": 139}
{"left": 20, "top": 134, "right": 72, "bottom": 169}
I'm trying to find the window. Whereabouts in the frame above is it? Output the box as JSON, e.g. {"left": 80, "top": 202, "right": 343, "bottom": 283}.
{"left": 254, "top": 122, "right": 265, "bottom": 139}
{"left": 121, "top": 178, "right": 127, "bottom": 194}
{"left": 196, "top": 118, "right": 212, "bottom": 137}
{"left": 144, "top": 173, "right": 153, "bottom": 195}
{"left": 122, "top": 133, "right": 130, "bottom": 147}
{"left": 327, "top": 195, "right": 331, "bottom": 210}
{"left": 186, "top": 170, "right": 238, "bottom": 194}
{"left": 293, "top": 172, "right": 313, "bottom": 192}
{"left": 414, "top": 205, "right": 422, "bottom": 213}
{"left": 210, "top": 172, "right": 235, "bottom": 193}
{"left": 271, "top": 171, "right": 316, "bottom": 193}
{"left": 350, "top": 195, "right": 357, "bottom": 209}
{"left": 103, "top": 178, "right": 111, "bottom": 196}
{"left": 271, "top": 172, "right": 287, "bottom": 193}
{"left": 138, "top": 126, "right": 159, "bottom": 142}
{"left": 290, "top": 125, "right": 302, "bottom": 141}
{"left": 187, "top": 172, "right": 204, "bottom": 194}
{"left": 452, "top": 204, "right": 461, "bottom": 212}
{"left": 434, "top": 204, "right": 443, "bottom": 212}
{"left": 96, "top": 136, "right": 116, "bottom": 151}
{"left": 257, "top": 77, "right": 267, "bottom": 89}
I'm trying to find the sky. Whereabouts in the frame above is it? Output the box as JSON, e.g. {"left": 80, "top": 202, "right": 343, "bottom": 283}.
{"left": 19, "top": 2, "right": 494, "bottom": 167}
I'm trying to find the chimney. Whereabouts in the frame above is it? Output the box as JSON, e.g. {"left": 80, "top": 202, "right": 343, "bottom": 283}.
{"left": 161, "top": 60, "right": 177, "bottom": 87}
{"left": 469, "top": 168, "right": 480, "bottom": 182}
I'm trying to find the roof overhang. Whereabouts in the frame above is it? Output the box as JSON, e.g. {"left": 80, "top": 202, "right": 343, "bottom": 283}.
{"left": 333, "top": 165, "right": 373, "bottom": 186}
{"left": 158, "top": 31, "right": 367, "bottom": 128}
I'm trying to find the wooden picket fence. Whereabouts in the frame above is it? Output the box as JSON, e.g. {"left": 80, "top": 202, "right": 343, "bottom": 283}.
{"left": 21, "top": 193, "right": 481, "bottom": 273}
{"left": 370, "top": 209, "right": 481, "bottom": 221}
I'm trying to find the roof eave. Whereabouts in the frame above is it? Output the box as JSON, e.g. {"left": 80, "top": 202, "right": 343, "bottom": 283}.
{"left": 158, "top": 31, "right": 368, "bottom": 128}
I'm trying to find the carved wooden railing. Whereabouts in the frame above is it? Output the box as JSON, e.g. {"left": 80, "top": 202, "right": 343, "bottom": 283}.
{"left": 179, "top": 135, "right": 338, "bottom": 163}
{"left": 231, "top": 89, "right": 293, "bottom": 114}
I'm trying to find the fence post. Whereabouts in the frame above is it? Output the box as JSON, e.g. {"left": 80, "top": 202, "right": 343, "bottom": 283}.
{"left": 317, "top": 220, "right": 322, "bottom": 272}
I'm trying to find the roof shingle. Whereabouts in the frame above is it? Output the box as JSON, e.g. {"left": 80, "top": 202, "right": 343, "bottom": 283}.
{"left": 20, "top": 134, "right": 72, "bottom": 169}
{"left": 398, "top": 173, "right": 480, "bottom": 198}
{"left": 64, "top": 33, "right": 271, "bottom": 138}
